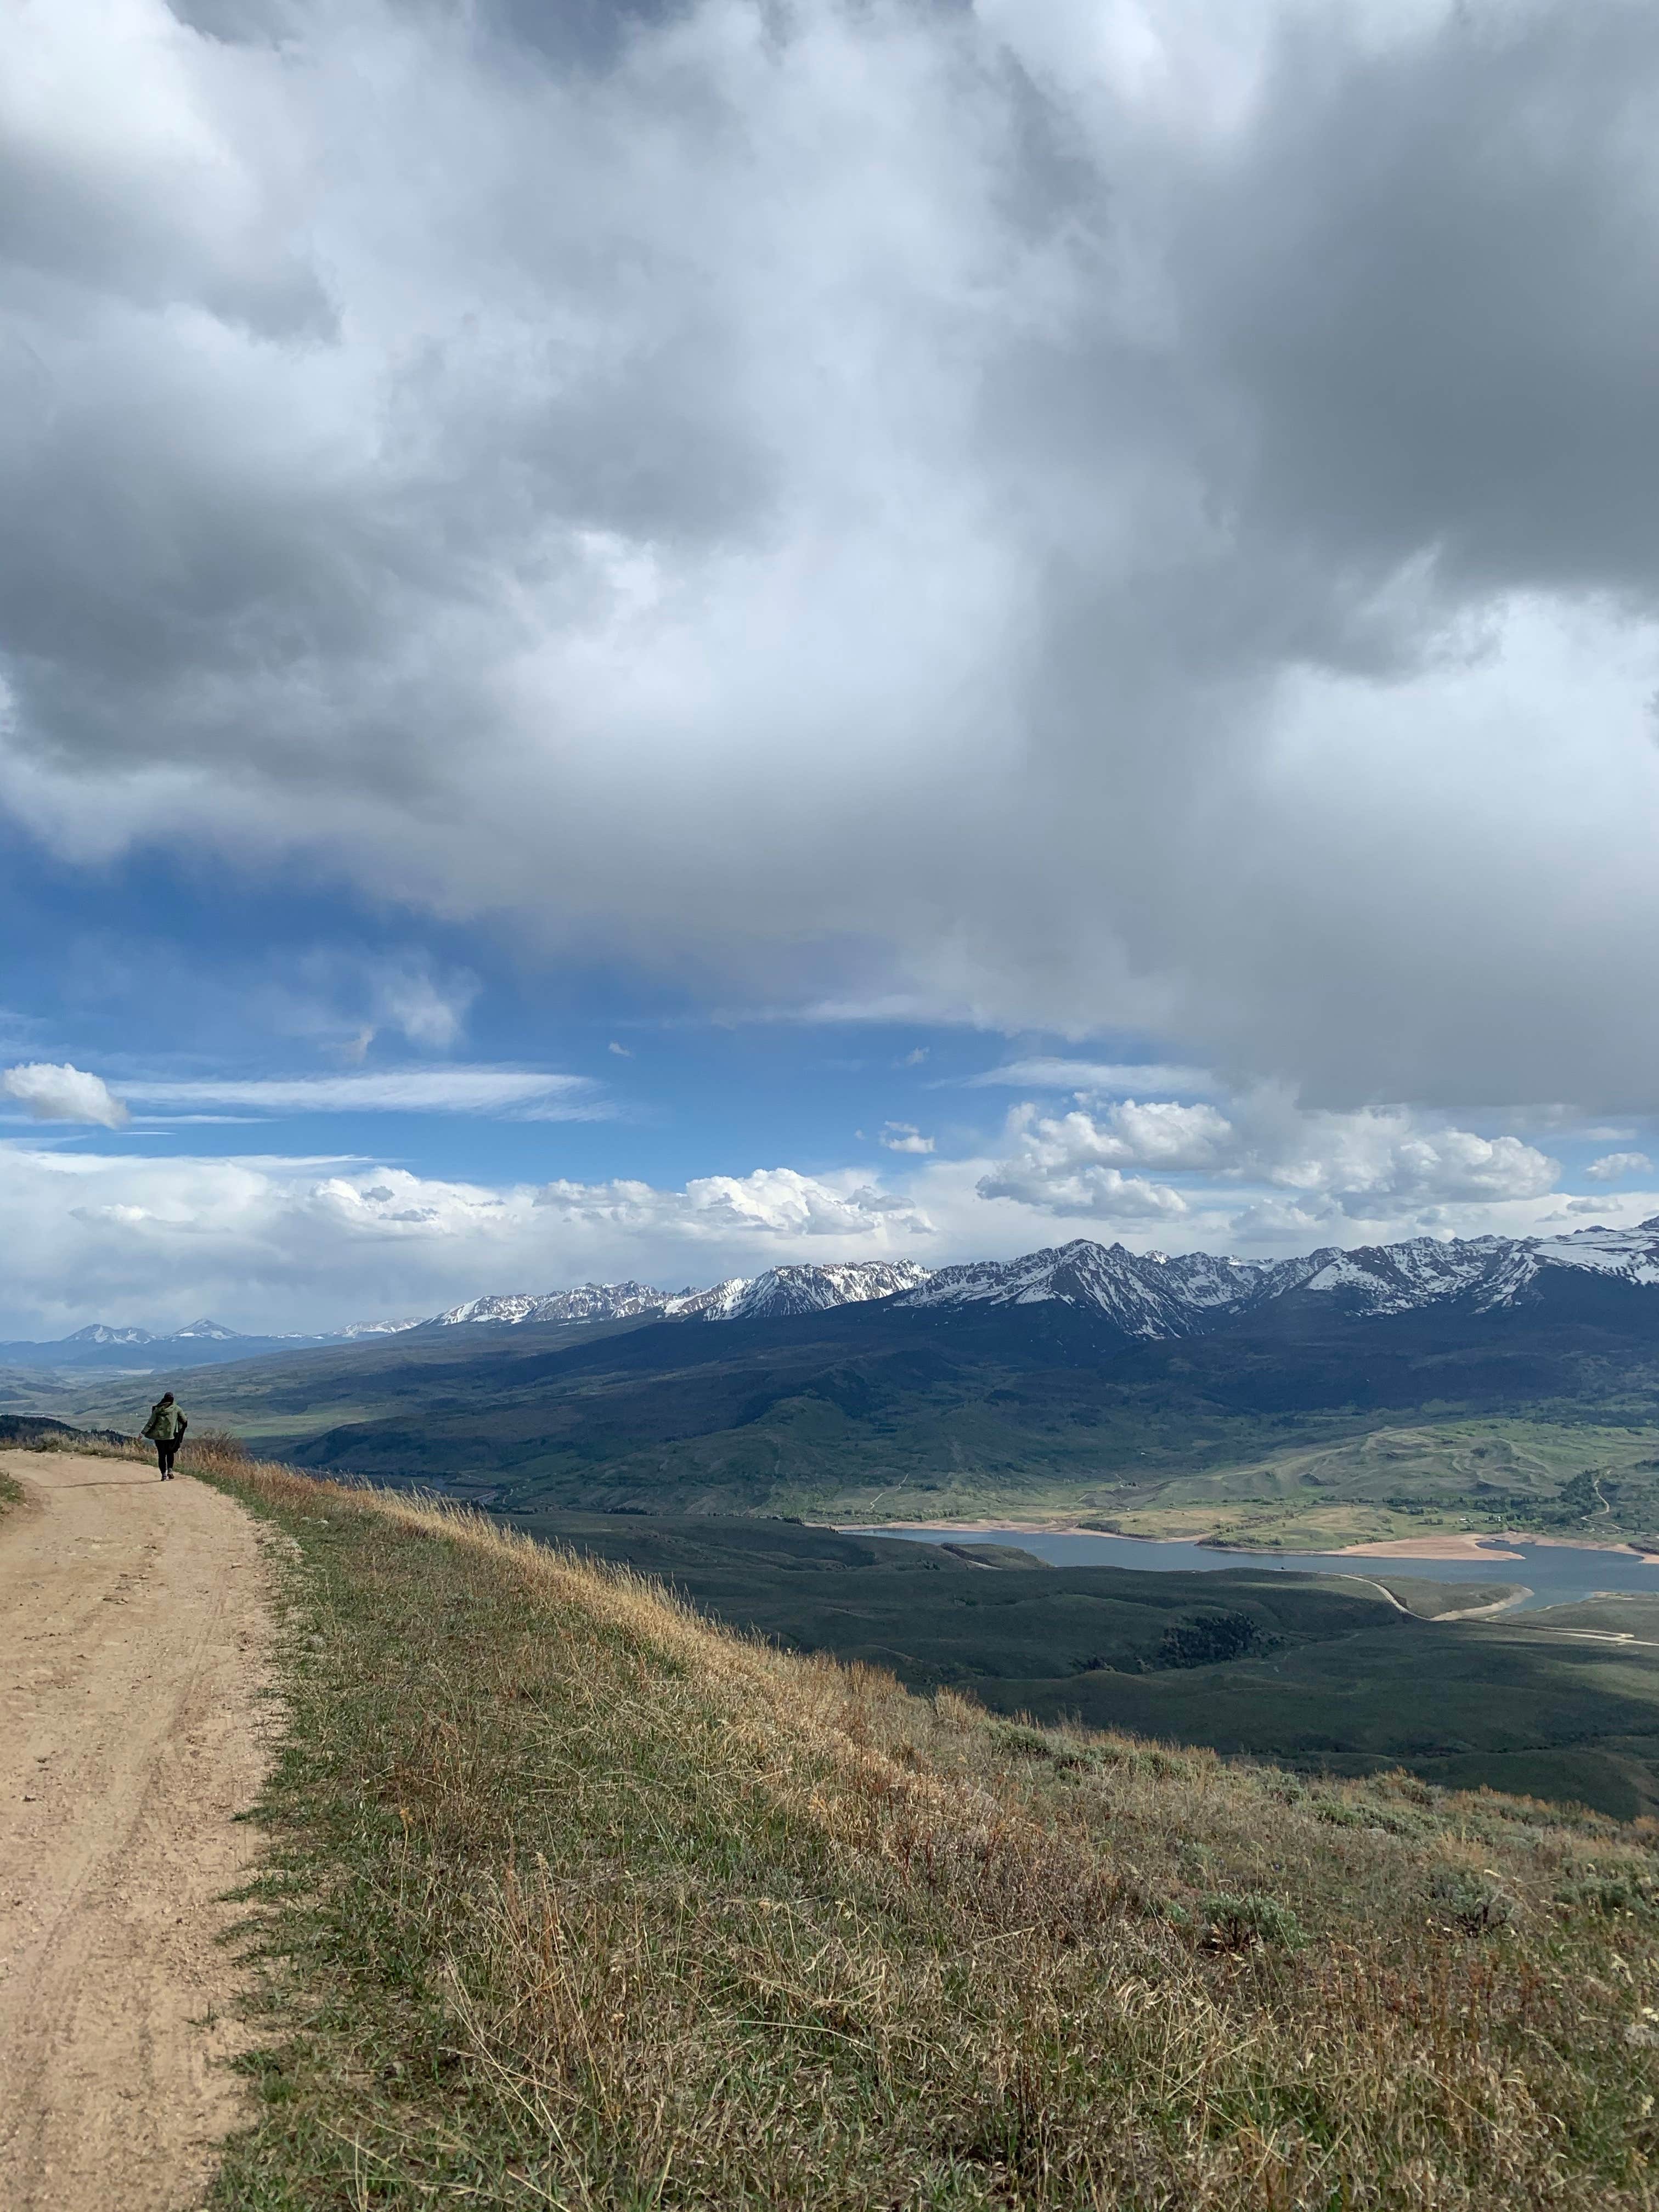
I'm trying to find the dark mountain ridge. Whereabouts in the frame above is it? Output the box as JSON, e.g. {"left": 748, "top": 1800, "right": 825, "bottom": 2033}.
{"left": 12, "top": 1215, "right": 1658, "bottom": 1372}
{"left": 60, "top": 1245, "right": 1651, "bottom": 1514}
{"left": 23, "top": 1221, "right": 1659, "bottom": 1522}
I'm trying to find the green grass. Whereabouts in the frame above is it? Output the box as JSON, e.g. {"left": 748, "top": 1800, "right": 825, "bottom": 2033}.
{"left": 1362, "top": 1576, "right": 1527, "bottom": 1618}
{"left": 1072, "top": 1419, "right": 1659, "bottom": 1549}
{"left": 1525, "top": 1596, "right": 1659, "bottom": 1638}
{"left": 203, "top": 1458, "right": 1659, "bottom": 2207}
{"left": 495, "top": 1508, "right": 1659, "bottom": 1821}
{"left": 0, "top": 1467, "right": 24, "bottom": 1519}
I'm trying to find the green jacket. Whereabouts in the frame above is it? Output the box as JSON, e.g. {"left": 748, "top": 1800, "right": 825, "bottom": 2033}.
{"left": 143, "top": 1401, "right": 185, "bottom": 1442}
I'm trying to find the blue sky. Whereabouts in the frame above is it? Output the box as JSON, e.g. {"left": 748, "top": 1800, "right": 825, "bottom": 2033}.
{"left": 2, "top": 782, "right": 1651, "bottom": 1337}
{"left": 3, "top": 0, "right": 1659, "bottom": 1335}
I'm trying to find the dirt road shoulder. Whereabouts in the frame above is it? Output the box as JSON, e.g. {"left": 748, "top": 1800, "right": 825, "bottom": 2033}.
{"left": 0, "top": 1451, "right": 275, "bottom": 2211}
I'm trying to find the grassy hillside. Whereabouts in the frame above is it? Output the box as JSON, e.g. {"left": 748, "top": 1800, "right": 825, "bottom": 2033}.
{"left": 201, "top": 1452, "right": 1659, "bottom": 2207}
{"left": 496, "top": 1508, "right": 1659, "bottom": 1820}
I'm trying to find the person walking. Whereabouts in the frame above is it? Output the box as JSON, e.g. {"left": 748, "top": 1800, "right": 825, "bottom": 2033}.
{"left": 142, "top": 1392, "right": 188, "bottom": 1480}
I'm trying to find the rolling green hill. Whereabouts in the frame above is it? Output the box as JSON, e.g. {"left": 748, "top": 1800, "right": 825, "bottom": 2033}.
{"left": 33, "top": 1291, "right": 1659, "bottom": 1545}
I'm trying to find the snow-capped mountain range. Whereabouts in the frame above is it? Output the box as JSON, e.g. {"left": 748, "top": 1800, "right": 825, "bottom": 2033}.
{"left": 428, "top": 1260, "right": 933, "bottom": 1330}
{"left": 372, "top": 1216, "right": 1659, "bottom": 1343}
{"left": 62, "top": 1317, "right": 245, "bottom": 1346}
{"left": 10, "top": 1220, "right": 1659, "bottom": 1374}
{"left": 0, "top": 1314, "right": 371, "bottom": 1372}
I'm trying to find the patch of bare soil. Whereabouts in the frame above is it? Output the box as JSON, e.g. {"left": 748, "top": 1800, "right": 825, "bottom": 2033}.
{"left": 0, "top": 1452, "right": 274, "bottom": 2211}
{"left": 1338, "top": 1532, "right": 1525, "bottom": 1560}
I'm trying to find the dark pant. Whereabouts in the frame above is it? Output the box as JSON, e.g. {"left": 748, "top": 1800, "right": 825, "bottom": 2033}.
{"left": 156, "top": 1439, "right": 178, "bottom": 1477}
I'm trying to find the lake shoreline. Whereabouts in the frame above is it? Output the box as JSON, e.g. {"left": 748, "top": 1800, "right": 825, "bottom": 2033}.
{"left": 834, "top": 1518, "right": 1659, "bottom": 1566}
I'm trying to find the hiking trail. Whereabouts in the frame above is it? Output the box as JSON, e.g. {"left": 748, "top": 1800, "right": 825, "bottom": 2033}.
{"left": 0, "top": 1451, "right": 274, "bottom": 2210}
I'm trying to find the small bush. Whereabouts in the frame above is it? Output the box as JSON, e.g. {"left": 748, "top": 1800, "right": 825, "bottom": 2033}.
{"left": 1426, "top": 1868, "right": 1516, "bottom": 1934}
{"left": 1316, "top": 1795, "right": 1426, "bottom": 1838}
{"left": 1199, "top": 1892, "right": 1307, "bottom": 1952}
{"left": 1312, "top": 1797, "right": 1368, "bottom": 1829}
{"left": 991, "top": 1720, "right": 1063, "bottom": 1760}
{"left": 1556, "top": 1873, "right": 1656, "bottom": 1918}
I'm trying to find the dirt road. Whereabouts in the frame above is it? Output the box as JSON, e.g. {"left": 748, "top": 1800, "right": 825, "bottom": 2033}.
{"left": 0, "top": 1452, "right": 274, "bottom": 2210}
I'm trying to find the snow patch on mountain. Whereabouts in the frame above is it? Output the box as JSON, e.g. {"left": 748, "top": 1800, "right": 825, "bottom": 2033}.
{"left": 355, "top": 1215, "right": 1659, "bottom": 1348}
{"left": 1294, "top": 1220, "right": 1659, "bottom": 1314}
{"left": 1531, "top": 1218, "right": 1659, "bottom": 1288}
{"left": 434, "top": 1283, "right": 668, "bottom": 1328}
{"left": 723, "top": 1260, "right": 932, "bottom": 1321}
{"left": 661, "top": 1279, "right": 751, "bottom": 1319}
{"left": 896, "top": 1218, "right": 1659, "bottom": 1335}
{"left": 431, "top": 1262, "right": 935, "bottom": 1330}
{"left": 902, "top": 1240, "right": 1286, "bottom": 1337}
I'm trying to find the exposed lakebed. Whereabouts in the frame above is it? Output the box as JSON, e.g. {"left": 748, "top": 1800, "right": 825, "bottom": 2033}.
{"left": 849, "top": 1526, "right": 1659, "bottom": 1612}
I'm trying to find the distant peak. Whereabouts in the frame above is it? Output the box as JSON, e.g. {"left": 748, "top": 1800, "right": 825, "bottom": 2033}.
{"left": 329, "top": 1220, "right": 1659, "bottom": 1355}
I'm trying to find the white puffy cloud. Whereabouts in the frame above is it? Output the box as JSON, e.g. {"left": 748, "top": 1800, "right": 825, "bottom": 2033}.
{"left": 975, "top": 1100, "right": 1225, "bottom": 1216}
{"left": 0, "top": 1096, "right": 1604, "bottom": 1336}
{"left": 977, "top": 1157, "right": 1193, "bottom": 1221}
{"left": 7, "top": 2, "right": 1659, "bottom": 1106}
{"left": 1247, "top": 1104, "right": 1560, "bottom": 1211}
{"left": 1587, "top": 1151, "right": 1654, "bottom": 1181}
{"left": 977, "top": 1093, "right": 1560, "bottom": 1223}
{"left": 0, "top": 1144, "right": 932, "bottom": 1338}
{"left": 1, "top": 1062, "right": 128, "bottom": 1128}
{"left": 534, "top": 1166, "right": 932, "bottom": 1243}
{"left": 880, "top": 1123, "right": 935, "bottom": 1154}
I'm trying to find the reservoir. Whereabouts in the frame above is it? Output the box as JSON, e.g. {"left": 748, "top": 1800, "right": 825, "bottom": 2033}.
{"left": 849, "top": 1526, "right": 1659, "bottom": 1612}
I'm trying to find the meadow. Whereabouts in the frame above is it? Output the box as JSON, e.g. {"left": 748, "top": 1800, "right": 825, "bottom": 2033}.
{"left": 189, "top": 1448, "right": 1659, "bottom": 2208}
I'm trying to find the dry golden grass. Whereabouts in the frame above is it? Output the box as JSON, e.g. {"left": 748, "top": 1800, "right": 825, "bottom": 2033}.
{"left": 14, "top": 1421, "right": 248, "bottom": 1468}
{"left": 203, "top": 1453, "right": 1659, "bottom": 2208}
{"left": 14, "top": 1425, "right": 146, "bottom": 1459}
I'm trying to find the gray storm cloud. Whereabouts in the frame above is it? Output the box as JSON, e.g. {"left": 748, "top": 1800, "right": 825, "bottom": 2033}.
{"left": 3, "top": 1, "right": 1658, "bottom": 1104}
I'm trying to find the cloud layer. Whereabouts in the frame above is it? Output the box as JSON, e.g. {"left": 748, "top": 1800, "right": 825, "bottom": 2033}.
{"left": 0, "top": 1144, "right": 934, "bottom": 1337}
{"left": 978, "top": 1092, "right": 1561, "bottom": 1224}
{"left": 0, "top": 1066, "right": 1643, "bottom": 1337}
{"left": 4, "top": 1, "right": 1659, "bottom": 1107}
{"left": 114, "top": 1068, "right": 603, "bottom": 1118}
